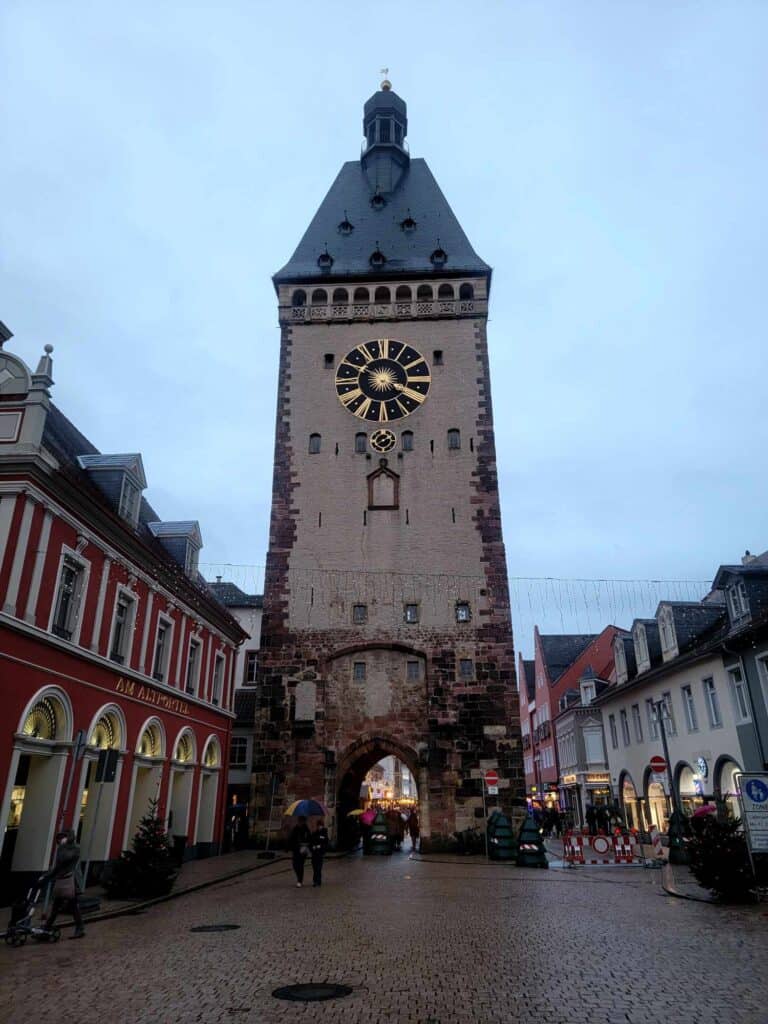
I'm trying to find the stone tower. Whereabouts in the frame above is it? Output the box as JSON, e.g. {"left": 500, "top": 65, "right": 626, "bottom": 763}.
{"left": 254, "top": 82, "right": 522, "bottom": 849}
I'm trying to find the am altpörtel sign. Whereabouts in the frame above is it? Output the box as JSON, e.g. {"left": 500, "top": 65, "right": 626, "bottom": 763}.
{"left": 736, "top": 773, "right": 768, "bottom": 853}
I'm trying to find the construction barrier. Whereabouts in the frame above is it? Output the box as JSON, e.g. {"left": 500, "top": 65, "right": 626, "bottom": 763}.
{"left": 563, "top": 830, "right": 643, "bottom": 866}
{"left": 649, "top": 827, "right": 665, "bottom": 860}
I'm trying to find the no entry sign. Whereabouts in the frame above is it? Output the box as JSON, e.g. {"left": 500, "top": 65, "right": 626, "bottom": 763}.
{"left": 484, "top": 770, "right": 499, "bottom": 787}
{"left": 649, "top": 756, "right": 667, "bottom": 774}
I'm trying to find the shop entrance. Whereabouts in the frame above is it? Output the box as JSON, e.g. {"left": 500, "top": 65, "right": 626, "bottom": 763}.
{"left": 336, "top": 738, "right": 420, "bottom": 852}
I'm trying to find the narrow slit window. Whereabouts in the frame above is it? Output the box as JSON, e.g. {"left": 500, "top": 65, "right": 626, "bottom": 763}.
{"left": 309, "top": 433, "right": 321, "bottom": 454}
{"left": 324, "top": 353, "right": 334, "bottom": 368}
{"left": 401, "top": 431, "right": 414, "bottom": 451}
{"left": 355, "top": 433, "right": 367, "bottom": 453}
{"left": 433, "top": 350, "right": 443, "bottom": 366}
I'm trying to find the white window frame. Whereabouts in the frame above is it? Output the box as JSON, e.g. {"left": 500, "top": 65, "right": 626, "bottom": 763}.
{"left": 703, "top": 676, "right": 722, "bottom": 728}
{"left": 631, "top": 703, "right": 643, "bottom": 743}
{"left": 244, "top": 650, "right": 258, "bottom": 684}
{"left": 185, "top": 637, "right": 202, "bottom": 696}
{"left": 661, "top": 691, "right": 677, "bottom": 737}
{"left": 229, "top": 736, "right": 248, "bottom": 768}
{"left": 185, "top": 544, "right": 200, "bottom": 577}
{"left": 659, "top": 608, "right": 675, "bottom": 653}
{"left": 608, "top": 714, "right": 618, "bottom": 749}
{"left": 118, "top": 475, "right": 140, "bottom": 524}
{"left": 681, "top": 684, "right": 698, "bottom": 732}
{"left": 151, "top": 615, "right": 174, "bottom": 683}
{"left": 646, "top": 698, "right": 659, "bottom": 740}
{"left": 108, "top": 584, "right": 138, "bottom": 666}
{"left": 406, "top": 660, "right": 420, "bottom": 681}
{"left": 635, "top": 626, "right": 649, "bottom": 668}
{"left": 620, "top": 709, "right": 631, "bottom": 746}
{"left": 614, "top": 641, "right": 626, "bottom": 680}
{"left": 728, "top": 666, "right": 751, "bottom": 723}
{"left": 48, "top": 545, "right": 91, "bottom": 646}
{"left": 728, "top": 581, "right": 749, "bottom": 620}
{"left": 581, "top": 682, "right": 595, "bottom": 704}
{"left": 212, "top": 653, "right": 225, "bottom": 706}
{"left": 404, "top": 603, "right": 419, "bottom": 624}
{"left": 455, "top": 602, "right": 471, "bottom": 623}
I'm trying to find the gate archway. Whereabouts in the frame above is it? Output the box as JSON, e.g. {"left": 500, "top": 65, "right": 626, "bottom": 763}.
{"left": 335, "top": 735, "right": 421, "bottom": 848}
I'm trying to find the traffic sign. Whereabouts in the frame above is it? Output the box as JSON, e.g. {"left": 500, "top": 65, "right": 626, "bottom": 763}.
{"left": 649, "top": 756, "right": 667, "bottom": 774}
{"left": 737, "top": 773, "right": 768, "bottom": 853}
{"left": 484, "top": 770, "right": 499, "bottom": 787}
{"left": 487, "top": 786, "right": 499, "bottom": 796}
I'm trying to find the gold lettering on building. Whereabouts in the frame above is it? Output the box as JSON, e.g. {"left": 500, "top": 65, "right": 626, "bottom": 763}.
{"left": 115, "top": 677, "right": 189, "bottom": 715}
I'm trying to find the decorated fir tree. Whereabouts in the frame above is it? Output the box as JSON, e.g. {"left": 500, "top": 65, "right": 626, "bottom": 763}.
{"left": 105, "top": 799, "right": 178, "bottom": 899}
{"left": 687, "top": 815, "right": 756, "bottom": 902}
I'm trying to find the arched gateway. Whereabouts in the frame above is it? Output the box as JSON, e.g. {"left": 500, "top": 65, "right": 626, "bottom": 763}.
{"left": 253, "top": 83, "right": 523, "bottom": 850}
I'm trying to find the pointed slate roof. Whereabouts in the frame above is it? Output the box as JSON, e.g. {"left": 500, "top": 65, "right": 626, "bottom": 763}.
{"left": 539, "top": 634, "right": 597, "bottom": 685}
{"left": 273, "top": 87, "right": 490, "bottom": 286}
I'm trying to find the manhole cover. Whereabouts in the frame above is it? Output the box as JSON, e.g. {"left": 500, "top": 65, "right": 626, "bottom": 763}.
{"left": 189, "top": 924, "right": 241, "bottom": 933}
{"left": 272, "top": 984, "right": 353, "bottom": 1003}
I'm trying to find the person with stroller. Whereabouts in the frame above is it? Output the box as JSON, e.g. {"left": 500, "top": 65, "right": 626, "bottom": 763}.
{"left": 309, "top": 817, "right": 329, "bottom": 887}
{"left": 43, "top": 829, "right": 85, "bottom": 939}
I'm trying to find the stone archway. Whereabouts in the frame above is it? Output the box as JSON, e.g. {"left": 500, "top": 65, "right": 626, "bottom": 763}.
{"left": 334, "top": 735, "right": 422, "bottom": 849}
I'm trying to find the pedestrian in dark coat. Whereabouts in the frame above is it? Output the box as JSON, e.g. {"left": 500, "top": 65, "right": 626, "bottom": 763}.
{"left": 43, "top": 830, "right": 85, "bottom": 938}
{"left": 288, "top": 816, "right": 312, "bottom": 887}
{"left": 585, "top": 804, "right": 597, "bottom": 836}
{"left": 596, "top": 804, "right": 609, "bottom": 834}
{"left": 406, "top": 810, "right": 420, "bottom": 851}
{"left": 310, "top": 818, "right": 329, "bottom": 887}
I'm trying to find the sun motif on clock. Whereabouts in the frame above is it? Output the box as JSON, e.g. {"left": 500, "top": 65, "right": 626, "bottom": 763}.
{"left": 335, "top": 338, "right": 431, "bottom": 422}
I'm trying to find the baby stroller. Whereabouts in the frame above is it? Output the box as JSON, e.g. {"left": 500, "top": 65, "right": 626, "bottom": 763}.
{"left": 2, "top": 879, "right": 61, "bottom": 947}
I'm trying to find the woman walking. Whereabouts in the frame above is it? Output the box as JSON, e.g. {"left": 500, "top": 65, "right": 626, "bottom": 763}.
{"left": 288, "top": 815, "right": 312, "bottom": 887}
{"left": 310, "top": 817, "right": 329, "bottom": 887}
{"left": 43, "top": 829, "right": 85, "bottom": 938}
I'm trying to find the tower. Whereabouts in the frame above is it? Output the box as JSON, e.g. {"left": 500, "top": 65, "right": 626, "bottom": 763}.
{"left": 254, "top": 82, "right": 522, "bottom": 848}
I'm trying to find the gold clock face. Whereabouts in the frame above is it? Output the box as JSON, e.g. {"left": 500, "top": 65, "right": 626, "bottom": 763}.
{"left": 335, "top": 338, "right": 431, "bottom": 422}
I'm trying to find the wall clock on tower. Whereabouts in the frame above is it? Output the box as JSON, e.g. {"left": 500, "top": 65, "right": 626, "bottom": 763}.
{"left": 335, "top": 338, "right": 431, "bottom": 422}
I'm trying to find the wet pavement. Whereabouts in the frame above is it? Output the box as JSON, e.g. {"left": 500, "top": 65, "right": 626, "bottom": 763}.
{"left": 1, "top": 849, "right": 766, "bottom": 1024}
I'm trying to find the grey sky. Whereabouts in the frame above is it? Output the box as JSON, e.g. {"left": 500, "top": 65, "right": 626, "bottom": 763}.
{"left": 2, "top": 2, "right": 766, "bottom": 653}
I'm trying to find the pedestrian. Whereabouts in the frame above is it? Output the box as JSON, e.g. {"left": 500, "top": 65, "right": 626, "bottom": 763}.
{"left": 406, "top": 809, "right": 420, "bottom": 851}
{"left": 551, "top": 808, "right": 562, "bottom": 838}
{"left": 288, "top": 815, "right": 312, "bottom": 887}
{"left": 385, "top": 808, "right": 403, "bottom": 852}
{"left": 585, "top": 803, "right": 597, "bottom": 837}
{"left": 360, "top": 807, "right": 375, "bottom": 855}
{"left": 596, "top": 804, "right": 609, "bottom": 835}
{"left": 43, "top": 829, "right": 85, "bottom": 939}
{"left": 310, "top": 817, "right": 329, "bottom": 887}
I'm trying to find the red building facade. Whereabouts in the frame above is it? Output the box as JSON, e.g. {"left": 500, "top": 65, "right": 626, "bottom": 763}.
{"left": 0, "top": 336, "right": 245, "bottom": 895}
{"left": 518, "top": 626, "right": 620, "bottom": 809}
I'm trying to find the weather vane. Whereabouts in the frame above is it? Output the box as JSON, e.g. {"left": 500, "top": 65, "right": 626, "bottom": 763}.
{"left": 380, "top": 67, "right": 391, "bottom": 90}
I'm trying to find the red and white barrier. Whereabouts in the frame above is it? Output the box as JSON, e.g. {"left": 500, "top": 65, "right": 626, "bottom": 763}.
{"left": 563, "top": 830, "right": 643, "bottom": 866}
{"left": 563, "top": 832, "right": 585, "bottom": 864}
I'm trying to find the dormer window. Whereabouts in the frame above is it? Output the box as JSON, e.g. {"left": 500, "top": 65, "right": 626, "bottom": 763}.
{"left": 119, "top": 476, "right": 140, "bottom": 524}
{"left": 635, "top": 626, "right": 649, "bottom": 668}
{"left": 430, "top": 246, "right": 447, "bottom": 267}
{"left": 401, "top": 215, "right": 417, "bottom": 233}
{"left": 338, "top": 217, "right": 354, "bottom": 236}
{"left": 580, "top": 681, "right": 595, "bottom": 704}
{"left": 614, "top": 640, "right": 627, "bottom": 681}
{"left": 147, "top": 520, "right": 203, "bottom": 579}
{"left": 371, "top": 194, "right": 386, "bottom": 211}
{"left": 317, "top": 250, "right": 334, "bottom": 271}
{"left": 369, "top": 248, "right": 386, "bottom": 268}
{"left": 727, "top": 580, "right": 749, "bottom": 620}
{"left": 659, "top": 608, "right": 675, "bottom": 652}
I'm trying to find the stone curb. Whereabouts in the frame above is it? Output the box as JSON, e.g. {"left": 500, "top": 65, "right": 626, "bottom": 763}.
{"left": 661, "top": 862, "right": 713, "bottom": 903}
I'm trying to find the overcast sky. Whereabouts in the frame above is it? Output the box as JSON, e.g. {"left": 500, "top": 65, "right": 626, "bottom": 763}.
{"left": 2, "top": 2, "right": 766, "bottom": 651}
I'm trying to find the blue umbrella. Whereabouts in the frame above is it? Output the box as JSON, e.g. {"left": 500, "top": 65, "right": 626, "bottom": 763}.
{"left": 284, "top": 798, "right": 328, "bottom": 817}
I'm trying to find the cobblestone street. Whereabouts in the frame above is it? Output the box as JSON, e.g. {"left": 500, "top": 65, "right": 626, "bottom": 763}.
{"left": 1, "top": 852, "right": 766, "bottom": 1024}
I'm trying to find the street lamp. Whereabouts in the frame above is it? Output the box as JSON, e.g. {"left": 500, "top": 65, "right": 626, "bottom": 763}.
{"left": 651, "top": 698, "right": 688, "bottom": 865}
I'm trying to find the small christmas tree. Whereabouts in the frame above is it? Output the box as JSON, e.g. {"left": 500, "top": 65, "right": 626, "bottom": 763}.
{"left": 105, "top": 799, "right": 178, "bottom": 899}
{"left": 687, "top": 815, "right": 756, "bottom": 902}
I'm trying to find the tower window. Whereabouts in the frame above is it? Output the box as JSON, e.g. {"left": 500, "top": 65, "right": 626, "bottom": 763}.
{"left": 324, "top": 353, "right": 334, "bottom": 368}
{"left": 292, "top": 289, "right": 306, "bottom": 307}
{"left": 355, "top": 433, "right": 367, "bottom": 453}
{"left": 317, "top": 251, "right": 333, "bottom": 271}
{"left": 353, "top": 662, "right": 366, "bottom": 682}
{"left": 369, "top": 248, "right": 386, "bottom": 267}
{"left": 394, "top": 122, "right": 403, "bottom": 145}
{"left": 367, "top": 123, "right": 375, "bottom": 146}
{"left": 352, "top": 604, "right": 368, "bottom": 624}
{"left": 438, "top": 283, "right": 454, "bottom": 299}
{"left": 406, "top": 660, "right": 420, "bottom": 681}
{"left": 417, "top": 284, "right": 433, "bottom": 301}
{"left": 459, "top": 658, "right": 474, "bottom": 679}
{"left": 379, "top": 118, "right": 391, "bottom": 143}
{"left": 430, "top": 247, "right": 447, "bottom": 267}
{"left": 433, "top": 350, "right": 443, "bottom": 366}
{"left": 332, "top": 287, "right": 348, "bottom": 303}
{"left": 353, "top": 287, "right": 370, "bottom": 302}
{"left": 338, "top": 218, "right": 354, "bottom": 236}
{"left": 448, "top": 429, "right": 461, "bottom": 450}
{"left": 371, "top": 194, "right": 386, "bottom": 210}
{"left": 396, "top": 285, "right": 412, "bottom": 300}
{"left": 374, "top": 286, "right": 391, "bottom": 303}
{"left": 308, "top": 433, "right": 321, "bottom": 454}
{"left": 401, "top": 431, "right": 413, "bottom": 451}
{"left": 311, "top": 289, "right": 328, "bottom": 305}
{"left": 404, "top": 603, "right": 419, "bottom": 624}
{"left": 401, "top": 215, "right": 417, "bottom": 233}
{"left": 459, "top": 283, "right": 474, "bottom": 301}
{"left": 456, "top": 602, "right": 471, "bottom": 623}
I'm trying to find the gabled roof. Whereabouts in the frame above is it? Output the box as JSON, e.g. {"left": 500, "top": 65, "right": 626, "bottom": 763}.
{"left": 148, "top": 521, "right": 203, "bottom": 547}
{"left": 539, "top": 634, "right": 597, "bottom": 685}
{"left": 207, "top": 581, "right": 263, "bottom": 609}
{"left": 713, "top": 562, "right": 768, "bottom": 588}
{"left": 616, "top": 634, "right": 637, "bottom": 679}
{"left": 77, "top": 453, "right": 147, "bottom": 487}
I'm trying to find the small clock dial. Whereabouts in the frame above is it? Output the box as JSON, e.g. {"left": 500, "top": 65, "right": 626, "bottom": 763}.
{"left": 335, "top": 338, "right": 431, "bottom": 422}
{"left": 370, "top": 429, "right": 396, "bottom": 453}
